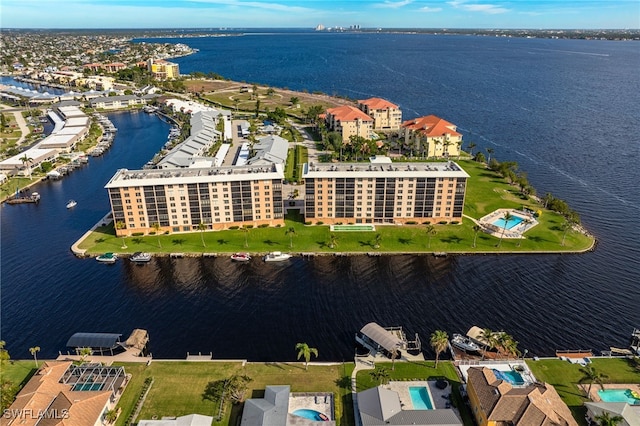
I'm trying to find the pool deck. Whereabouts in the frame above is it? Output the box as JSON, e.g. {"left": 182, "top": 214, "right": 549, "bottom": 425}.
{"left": 457, "top": 361, "right": 536, "bottom": 386}
{"left": 478, "top": 208, "right": 538, "bottom": 239}
{"left": 582, "top": 383, "right": 640, "bottom": 403}
{"left": 385, "top": 380, "right": 455, "bottom": 410}
{"left": 288, "top": 393, "right": 335, "bottom": 425}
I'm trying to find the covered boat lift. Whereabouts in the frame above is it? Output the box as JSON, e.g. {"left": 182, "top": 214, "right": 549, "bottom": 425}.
{"left": 66, "top": 332, "right": 123, "bottom": 356}
{"left": 356, "top": 322, "right": 421, "bottom": 358}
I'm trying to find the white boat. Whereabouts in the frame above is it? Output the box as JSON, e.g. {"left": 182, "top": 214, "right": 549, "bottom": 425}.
{"left": 451, "top": 333, "right": 481, "bottom": 353}
{"left": 96, "top": 252, "right": 117, "bottom": 264}
{"left": 66, "top": 199, "right": 77, "bottom": 209}
{"left": 231, "top": 252, "right": 251, "bottom": 262}
{"left": 130, "top": 252, "right": 152, "bottom": 263}
{"left": 263, "top": 251, "right": 292, "bottom": 262}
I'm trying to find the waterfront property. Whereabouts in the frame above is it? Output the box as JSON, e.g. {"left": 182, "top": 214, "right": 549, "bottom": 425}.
{"left": 138, "top": 414, "right": 214, "bottom": 426}
{"left": 303, "top": 158, "right": 468, "bottom": 225}
{"left": 106, "top": 163, "right": 285, "bottom": 236}
{"left": 355, "top": 322, "right": 422, "bottom": 360}
{"left": 465, "top": 366, "right": 577, "bottom": 426}
{"left": 357, "top": 97, "right": 403, "bottom": 131}
{"left": 323, "top": 105, "right": 374, "bottom": 143}
{"left": 401, "top": 115, "right": 462, "bottom": 158}
{"left": 3, "top": 361, "right": 128, "bottom": 426}
{"left": 147, "top": 58, "right": 180, "bottom": 80}
{"left": 240, "top": 385, "right": 335, "bottom": 426}
{"left": 357, "top": 384, "right": 462, "bottom": 426}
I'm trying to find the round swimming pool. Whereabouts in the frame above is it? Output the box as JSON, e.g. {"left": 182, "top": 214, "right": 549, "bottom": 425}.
{"left": 292, "top": 409, "right": 329, "bottom": 421}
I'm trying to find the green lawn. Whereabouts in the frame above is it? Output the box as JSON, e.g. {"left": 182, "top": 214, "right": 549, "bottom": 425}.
{"left": 527, "top": 358, "right": 640, "bottom": 426}
{"left": 356, "top": 361, "right": 474, "bottom": 425}
{"left": 1, "top": 360, "right": 38, "bottom": 387}
{"left": 113, "top": 361, "right": 353, "bottom": 426}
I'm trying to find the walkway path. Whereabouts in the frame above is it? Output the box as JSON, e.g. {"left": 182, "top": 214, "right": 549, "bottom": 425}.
{"left": 350, "top": 356, "right": 375, "bottom": 426}
{"left": 0, "top": 104, "right": 30, "bottom": 145}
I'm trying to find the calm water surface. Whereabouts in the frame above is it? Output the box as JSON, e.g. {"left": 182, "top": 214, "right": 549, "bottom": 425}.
{"left": 1, "top": 33, "right": 639, "bottom": 361}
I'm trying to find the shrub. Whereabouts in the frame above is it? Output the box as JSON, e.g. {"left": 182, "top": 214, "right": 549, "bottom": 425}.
{"left": 132, "top": 232, "right": 144, "bottom": 237}
{"left": 148, "top": 232, "right": 156, "bottom": 235}
{"left": 406, "top": 221, "right": 417, "bottom": 225}
{"left": 450, "top": 221, "right": 459, "bottom": 225}
{"left": 316, "top": 221, "right": 324, "bottom": 225}
{"left": 439, "top": 221, "right": 448, "bottom": 225}
{"left": 245, "top": 225, "right": 254, "bottom": 229}
{"left": 258, "top": 224, "right": 269, "bottom": 228}
{"left": 229, "top": 226, "right": 240, "bottom": 230}
{"left": 305, "top": 221, "right": 312, "bottom": 225}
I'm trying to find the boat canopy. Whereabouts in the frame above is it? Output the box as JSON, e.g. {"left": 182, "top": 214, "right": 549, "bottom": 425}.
{"left": 359, "top": 322, "right": 403, "bottom": 353}
{"left": 466, "top": 326, "right": 490, "bottom": 346}
{"left": 66, "top": 332, "right": 122, "bottom": 349}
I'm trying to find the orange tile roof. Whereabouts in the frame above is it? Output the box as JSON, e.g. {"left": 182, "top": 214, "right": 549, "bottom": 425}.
{"left": 326, "top": 105, "right": 373, "bottom": 122}
{"left": 3, "top": 361, "right": 112, "bottom": 426}
{"left": 358, "top": 97, "right": 399, "bottom": 110}
{"left": 401, "top": 115, "right": 461, "bottom": 137}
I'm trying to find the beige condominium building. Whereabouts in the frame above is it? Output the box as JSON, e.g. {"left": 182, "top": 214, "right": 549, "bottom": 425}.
{"left": 302, "top": 156, "right": 468, "bottom": 224}
{"left": 147, "top": 58, "right": 180, "bottom": 80}
{"left": 105, "top": 164, "right": 285, "bottom": 236}
{"left": 357, "top": 97, "right": 402, "bottom": 130}
{"left": 402, "top": 115, "right": 463, "bottom": 158}
{"left": 324, "top": 105, "right": 374, "bottom": 143}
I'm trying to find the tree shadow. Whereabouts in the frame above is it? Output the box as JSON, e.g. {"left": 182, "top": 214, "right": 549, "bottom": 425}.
{"left": 94, "top": 238, "right": 105, "bottom": 243}
{"left": 262, "top": 239, "right": 280, "bottom": 246}
{"left": 359, "top": 240, "right": 374, "bottom": 248}
{"left": 172, "top": 239, "right": 185, "bottom": 246}
{"left": 132, "top": 238, "right": 143, "bottom": 245}
{"left": 441, "top": 236, "right": 463, "bottom": 244}
{"left": 216, "top": 239, "right": 229, "bottom": 245}
{"left": 527, "top": 235, "right": 548, "bottom": 243}
{"left": 264, "top": 362, "right": 284, "bottom": 370}
{"left": 398, "top": 238, "right": 413, "bottom": 245}
{"left": 335, "top": 376, "right": 351, "bottom": 389}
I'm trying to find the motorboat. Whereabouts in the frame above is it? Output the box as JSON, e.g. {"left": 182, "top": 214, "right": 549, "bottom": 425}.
{"left": 451, "top": 333, "right": 481, "bottom": 353}
{"left": 66, "top": 199, "right": 77, "bottom": 209}
{"left": 263, "top": 251, "right": 292, "bottom": 262}
{"left": 230, "top": 252, "right": 251, "bottom": 262}
{"left": 96, "top": 252, "right": 117, "bottom": 264}
{"left": 130, "top": 252, "right": 152, "bottom": 263}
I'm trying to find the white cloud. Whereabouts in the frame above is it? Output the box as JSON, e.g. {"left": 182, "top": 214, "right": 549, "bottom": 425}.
{"left": 420, "top": 6, "right": 443, "bottom": 13}
{"left": 189, "top": 0, "right": 315, "bottom": 13}
{"left": 374, "top": 0, "right": 413, "bottom": 9}
{"left": 447, "top": 0, "right": 509, "bottom": 14}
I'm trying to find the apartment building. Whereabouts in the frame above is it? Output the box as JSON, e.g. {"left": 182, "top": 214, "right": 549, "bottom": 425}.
{"left": 324, "top": 105, "right": 374, "bottom": 143}
{"left": 106, "top": 164, "right": 285, "bottom": 236}
{"left": 147, "top": 58, "right": 180, "bottom": 80}
{"left": 357, "top": 97, "right": 402, "bottom": 130}
{"left": 302, "top": 157, "right": 468, "bottom": 224}
{"left": 402, "top": 115, "right": 463, "bottom": 158}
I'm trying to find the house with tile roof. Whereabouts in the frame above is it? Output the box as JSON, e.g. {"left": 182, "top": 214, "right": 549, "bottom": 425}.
{"left": 401, "top": 115, "right": 462, "bottom": 158}
{"left": 465, "top": 367, "right": 578, "bottom": 426}
{"left": 1, "top": 361, "right": 126, "bottom": 426}
{"left": 324, "top": 105, "right": 374, "bottom": 143}
{"left": 357, "top": 97, "right": 403, "bottom": 131}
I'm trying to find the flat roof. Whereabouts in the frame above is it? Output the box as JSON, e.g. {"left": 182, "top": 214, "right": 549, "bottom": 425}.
{"left": 105, "top": 163, "right": 284, "bottom": 188}
{"left": 303, "top": 161, "right": 469, "bottom": 179}
{"left": 360, "top": 322, "right": 404, "bottom": 353}
{"left": 66, "top": 332, "right": 122, "bottom": 349}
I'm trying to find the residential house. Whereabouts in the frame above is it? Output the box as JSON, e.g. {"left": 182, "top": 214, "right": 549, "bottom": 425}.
{"left": 401, "top": 115, "right": 462, "bottom": 158}
{"left": 324, "top": 105, "right": 374, "bottom": 143}
{"left": 466, "top": 366, "right": 578, "bottom": 426}
{"left": 357, "top": 97, "right": 402, "bottom": 130}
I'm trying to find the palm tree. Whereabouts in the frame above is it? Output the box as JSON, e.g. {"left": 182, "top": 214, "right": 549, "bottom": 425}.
{"left": 480, "top": 328, "right": 495, "bottom": 360}
{"left": 79, "top": 347, "right": 92, "bottom": 363}
{"left": 390, "top": 348, "right": 399, "bottom": 371}
{"left": 289, "top": 96, "right": 299, "bottom": 106}
{"left": 467, "top": 142, "right": 477, "bottom": 157}
{"left": 104, "top": 408, "right": 118, "bottom": 424}
{"left": 425, "top": 224, "right": 437, "bottom": 249}
{"left": 285, "top": 227, "right": 297, "bottom": 248}
{"left": 496, "top": 211, "right": 512, "bottom": 248}
{"left": 486, "top": 147, "right": 494, "bottom": 163}
{"left": 198, "top": 222, "right": 207, "bottom": 247}
{"left": 115, "top": 221, "right": 127, "bottom": 249}
{"left": 295, "top": 343, "right": 318, "bottom": 371}
{"left": 328, "top": 233, "right": 338, "bottom": 249}
{"left": 580, "top": 365, "right": 608, "bottom": 396}
{"left": 594, "top": 411, "right": 624, "bottom": 426}
{"left": 430, "top": 330, "right": 449, "bottom": 368}
{"left": 373, "top": 233, "right": 382, "bottom": 249}
{"left": 152, "top": 222, "right": 162, "bottom": 248}
{"left": 369, "top": 367, "right": 390, "bottom": 385}
{"left": 19, "top": 155, "right": 33, "bottom": 179}
{"left": 29, "top": 346, "right": 40, "bottom": 368}
{"left": 472, "top": 224, "right": 482, "bottom": 248}
{"left": 561, "top": 220, "right": 573, "bottom": 246}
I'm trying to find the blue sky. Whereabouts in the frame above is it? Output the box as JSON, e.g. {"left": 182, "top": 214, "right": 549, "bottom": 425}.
{"left": 1, "top": 0, "right": 638, "bottom": 29}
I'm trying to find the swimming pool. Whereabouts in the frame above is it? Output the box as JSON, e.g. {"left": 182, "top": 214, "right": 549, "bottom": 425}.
{"left": 409, "top": 386, "right": 434, "bottom": 410}
{"left": 292, "top": 409, "right": 329, "bottom": 421}
{"left": 72, "top": 382, "right": 104, "bottom": 391}
{"left": 598, "top": 389, "right": 640, "bottom": 404}
{"left": 493, "top": 369, "right": 525, "bottom": 386}
{"left": 492, "top": 215, "right": 524, "bottom": 230}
